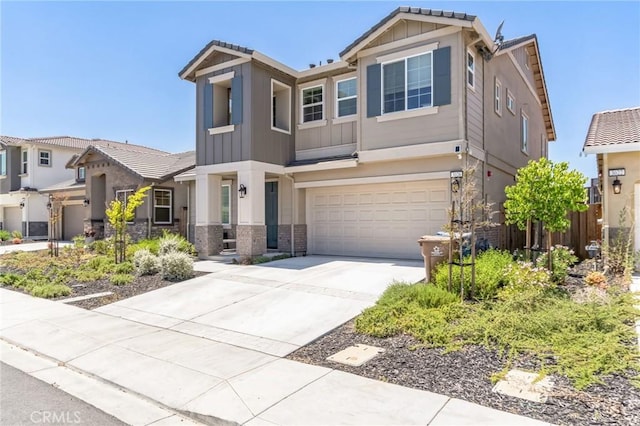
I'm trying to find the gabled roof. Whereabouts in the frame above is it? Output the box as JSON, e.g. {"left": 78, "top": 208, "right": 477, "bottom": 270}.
{"left": 178, "top": 40, "right": 254, "bottom": 80}
{"left": 39, "top": 178, "right": 85, "bottom": 193}
{"left": 0, "top": 135, "right": 166, "bottom": 154}
{"left": 583, "top": 107, "right": 640, "bottom": 154}
{"left": 496, "top": 34, "right": 556, "bottom": 141}
{"left": 340, "top": 6, "right": 477, "bottom": 59}
{"left": 71, "top": 145, "right": 196, "bottom": 182}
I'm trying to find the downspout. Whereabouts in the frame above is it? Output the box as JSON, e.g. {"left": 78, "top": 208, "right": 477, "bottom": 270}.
{"left": 283, "top": 173, "right": 295, "bottom": 256}
{"left": 602, "top": 154, "right": 609, "bottom": 245}
{"left": 186, "top": 181, "right": 190, "bottom": 242}
{"left": 147, "top": 182, "right": 155, "bottom": 239}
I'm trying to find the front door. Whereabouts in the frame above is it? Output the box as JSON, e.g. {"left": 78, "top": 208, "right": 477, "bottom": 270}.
{"left": 265, "top": 182, "right": 278, "bottom": 249}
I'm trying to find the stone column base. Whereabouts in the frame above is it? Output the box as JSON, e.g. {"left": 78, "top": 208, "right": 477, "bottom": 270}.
{"left": 277, "top": 224, "right": 307, "bottom": 255}
{"left": 195, "top": 225, "right": 223, "bottom": 259}
{"left": 237, "top": 225, "right": 266, "bottom": 257}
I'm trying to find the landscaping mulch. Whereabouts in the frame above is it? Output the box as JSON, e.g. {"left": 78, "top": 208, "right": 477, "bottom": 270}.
{"left": 288, "top": 320, "right": 640, "bottom": 426}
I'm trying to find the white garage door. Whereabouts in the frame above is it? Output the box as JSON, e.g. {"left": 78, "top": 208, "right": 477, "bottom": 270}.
{"left": 63, "top": 205, "right": 85, "bottom": 240}
{"left": 4, "top": 207, "right": 22, "bottom": 234}
{"left": 307, "top": 180, "right": 449, "bottom": 259}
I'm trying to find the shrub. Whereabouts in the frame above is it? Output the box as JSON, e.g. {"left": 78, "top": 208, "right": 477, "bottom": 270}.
{"left": 128, "top": 238, "right": 160, "bottom": 255}
{"left": 11, "top": 230, "right": 22, "bottom": 239}
{"left": 0, "top": 273, "right": 22, "bottom": 287}
{"left": 160, "top": 252, "right": 194, "bottom": 281}
{"left": 433, "top": 249, "right": 515, "bottom": 300}
{"left": 498, "top": 261, "right": 553, "bottom": 303}
{"left": 110, "top": 273, "right": 134, "bottom": 286}
{"left": 89, "top": 239, "right": 111, "bottom": 255}
{"left": 536, "top": 245, "right": 577, "bottom": 283}
{"left": 74, "top": 269, "right": 105, "bottom": 282}
{"left": 585, "top": 271, "right": 608, "bottom": 289}
{"left": 113, "top": 261, "right": 134, "bottom": 274}
{"left": 0, "top": 230, "right": 11, "bottom": 241}
{"left": 158, "top": 234, "right": 181, "bottom": 255}
{"left": 160, "top": 231, "right": 195, "bottom": 255}
{"left": 133, "top": 249, "right": 160, "bottom": 276}
{"left": 29, "top": 283, "right": 71, "bottom": 298}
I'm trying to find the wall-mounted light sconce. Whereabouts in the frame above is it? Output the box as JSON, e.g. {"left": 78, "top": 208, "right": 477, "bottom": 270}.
{"left": 612, "top": 178, "right": 622, "bottom": 195}
{"left": 238, "top": 184, "right": 247, "bottom": 198}
{"left": 83, "top": 198, "right": 90, "bottom": 207}
{"left": 19, "top": 199, "right": 25, "bottom": 209}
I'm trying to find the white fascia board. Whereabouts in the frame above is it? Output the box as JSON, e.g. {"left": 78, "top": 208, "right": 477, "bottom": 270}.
{"left": 285, "top": 159, "right": 358, "bottom": 174}
{"left": 471, "top": 18, "right": 496, "bottom": 51}
{"left": 174, "top": 173, "right": 196, "bottom": 182}
{"left": 195, "top": 160, "right": 285, "bottom": 176}
{"left": 180, "top": 45, "right": 251, "bottom": 81}
{"left": 358, "top": 139, "right": 465, "bottom": 163}
{"left": 252, "top": 51, "right": 299, "bottom": 77}
{"left": 294, "top": 171, "right": 450, "bottom": 189}
{"left": 583, "top": 143, "right": 640, "bottom": 155}
{"left": 195, "top": 58, "right": 251, "bottom": 78}
{"left": 298, "top": 61, "right": 349, "bottom": 79}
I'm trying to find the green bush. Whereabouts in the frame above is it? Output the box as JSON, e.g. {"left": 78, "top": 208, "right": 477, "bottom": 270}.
{"left": 433, "top": 249, "right": 515, "bottom": 300}
{"left": 160, "top": 231, "right": 195, "bottom": 255}
{"left": 113, "top": 261, "right": 134, "bottom": 274}
{"left": 110, "top": 273, "right": 134, "bottom": 286}
{"left": 0, "top": 230, "right": 11, "bottom": 241}
{"left": 536, "top": 245, "right": 578, "bottom": 283}
{"left": 29, "top": 283, "right": 71, "bottom": 298}
{"left": 128, "top": 238, "right": 160, "bottom": 256}
{"left": 11, "top": 230, "right": 22, "bottom": 239}
{"left": 160, "top": 252, "right": 194, "bottom": 281}
{"left": 89, "top": 239, "right": 111, "bottom": 255}
{"left": 74, "top": 269, "right": 105, "bottom": 282}
{"left": 133, "top": 249, "right": 160, "bottom": 276}
{"left": 0, "top": 273, "right": 22, "bottom": 287}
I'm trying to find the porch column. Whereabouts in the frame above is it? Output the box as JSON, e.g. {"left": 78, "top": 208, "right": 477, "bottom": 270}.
{"left": 236, "top": 169, "right": 266, "bottom": 257}
{"left": 194, "top": 173, "right": 223, "bottom": 258}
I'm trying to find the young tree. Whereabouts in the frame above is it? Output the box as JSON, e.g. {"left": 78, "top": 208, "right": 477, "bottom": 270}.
{"left": 105, "top": 186, "right": 150, "bottom": 263}
{"left": 504, "top": 158, "right": 587, "bottom": 267}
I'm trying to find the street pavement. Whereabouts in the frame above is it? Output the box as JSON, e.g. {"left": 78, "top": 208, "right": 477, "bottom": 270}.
{"left": 1, "top": 256, "right": 553, "bottom": 425}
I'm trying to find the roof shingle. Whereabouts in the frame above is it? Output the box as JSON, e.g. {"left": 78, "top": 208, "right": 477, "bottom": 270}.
{"left": 0, "top": 135, "right": 167, "bottom": 154}
{"left": 584, "top": 107, "right": 640, "bottom": 149}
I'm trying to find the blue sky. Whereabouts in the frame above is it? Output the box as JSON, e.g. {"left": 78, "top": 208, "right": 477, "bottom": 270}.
{"left": 2, "top": 1, "right": 639, "bottom": 179}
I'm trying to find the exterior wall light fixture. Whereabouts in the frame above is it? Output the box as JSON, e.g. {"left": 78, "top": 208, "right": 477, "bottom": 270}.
{"left": 238, "top": 184, "right": 247, "bottom": 198}
{"left": 83, "top": 198, "right": 90, "bottom": 207}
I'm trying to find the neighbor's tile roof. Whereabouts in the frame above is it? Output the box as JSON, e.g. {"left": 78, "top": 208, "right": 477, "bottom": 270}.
{"left": 40, "top": 178, "right": 85, "bottom": 193}
{"left": 340, "top": 6, "right": 476, "bottom": 57}
{"left": 77, "top": 145, "right": 196, "bottom": 182}
{"left": 584, "top": 107, "right": 640, "bottom": 148}
{"left": 179, "top": 40, "right": 254, "bottom": 78}
{"left": 0, "top": 135, "right": 167, "bottom": 154}
{"left": 499, "top": 34, "right": 537, "bottom": 51}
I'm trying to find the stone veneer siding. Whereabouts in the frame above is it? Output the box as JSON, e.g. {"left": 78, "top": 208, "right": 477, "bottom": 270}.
{"left": 236, "top": 225, "right": 266, "bottom": 257}
{"left": 195, "top": 224, "right": 223, "bottom": 258}
{"left": 277, "top": 224, "right": 307, "bottom": 255}
{"left": 102, "top": 219, "right": 182, "bottom": 243}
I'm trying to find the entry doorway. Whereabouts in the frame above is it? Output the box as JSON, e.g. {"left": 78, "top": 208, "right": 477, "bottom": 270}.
{"left": 265, "top": 182, "right": 278, "bottom": 249}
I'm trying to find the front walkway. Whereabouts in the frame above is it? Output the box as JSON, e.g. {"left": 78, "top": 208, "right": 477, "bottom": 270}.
{"left": 0, "top": 257, "right": 552, "bottom": 425}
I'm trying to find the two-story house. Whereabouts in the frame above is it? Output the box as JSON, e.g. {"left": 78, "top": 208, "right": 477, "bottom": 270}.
{"left": 179, "top": 6, "right": 554, "bottom": 259}
{"left": 0, "top": 136, "right": 194, "bottom": 241}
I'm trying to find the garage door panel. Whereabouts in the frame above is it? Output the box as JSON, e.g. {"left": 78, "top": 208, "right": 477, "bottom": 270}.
{"left": 63, "top": 205, "right": 84, "bottom": 240}
{"left": 308, "top": 180, "right": 449, "bottom": 259}
{"left": 4, "top": 207, "right": 22, "bottom": 234}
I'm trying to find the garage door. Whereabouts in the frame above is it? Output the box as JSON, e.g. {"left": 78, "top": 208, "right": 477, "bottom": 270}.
{"left": 63, "top": 205, "right": 84, "bottom": 240}
{"left": 3, "top": 207, "right": 22, "bottom": 235}
{"left": 307, "top": 180, "right": 449, "bottom": 259}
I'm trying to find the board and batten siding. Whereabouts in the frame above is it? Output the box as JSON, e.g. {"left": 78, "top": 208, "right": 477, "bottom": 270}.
{"left": 511, "top": 46, "right": 536, "bottom": 89}
{"left": 359, "top": 31, "right": 462, "bottom": 151}
{"left": 196, "top": 62, "right": 252, "bottom": 166}
{"left": 465, "top": 33, "right": 484, "bottom": 150}
{"left": 360, "top": 20, "right": 440, "bottom": 49}
{"left": 250, "top": 63, "right": 295, "bottom": 166}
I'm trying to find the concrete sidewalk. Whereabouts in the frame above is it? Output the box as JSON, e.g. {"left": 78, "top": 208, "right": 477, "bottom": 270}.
{"left": 0, "top": 241, "right": 72, "bottom": 255}
{"left": 0, "top": 287, "right": 551, "bottom": 426}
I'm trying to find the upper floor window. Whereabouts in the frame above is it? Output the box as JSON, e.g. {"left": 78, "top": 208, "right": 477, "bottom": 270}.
{"left": 0, "top": 150, "right": 6, "bottom": 176}
{"left": 115, "top": 189, "right": 135, "bottom": 223}
{"left": 494, "top": 78, "right": 502, "bottom": 116}
{"left": 467, "top": 50, "right": 475, "bottom": 89}
{"left": 39, "top": 149, "right": 51, "bottom": 167}
{"left": 77, "top": 166, "right": 86, "bottom": 182}
{"left": 506, "top": 89, "right": 515, "bottom": 115}
{"left": 336, "top": 77, "right": 357, "bottom": 117}
{"left": 302, "top": 85, "right": 324, "bottom": 122}
{"left": 21, "top": 149, "right": 28, "bottom": 175}
{"left": 206, "top": 71, "right": 241, "bottom": 135}
{"left": 221, "top": 184, "right": 230, "bottom": 226}
{"left": 153, "top": 188, "right": 172, "bottom": 224}
{"left": 382, "top": 52, "right": 432, "bottom": 114}
{"left": 521, "top": 111, "right": 529, "bottom": 154}
{"left": 271, "top": 79, "right": 291, "bottom": 133}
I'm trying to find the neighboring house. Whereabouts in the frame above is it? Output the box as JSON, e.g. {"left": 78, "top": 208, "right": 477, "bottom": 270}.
{"left": 67, "top": 145, "right": 195, "bottom": 242}
{"left": 179, "top": 6, "right": 555, "bottom": 259}
{"left": 586, "top": 177, "right": 602, "bottom": 205}
{"left": 582, "top": 107, "right": 640, "bottom": 254}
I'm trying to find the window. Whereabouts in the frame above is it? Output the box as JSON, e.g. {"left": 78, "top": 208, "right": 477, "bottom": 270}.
{"left": 208, "top": 71, "right": 235, "bottom": 134}
{"left": 506, "top": 89, "right": 515, "bottom": 114}
{"left": 221, "top": 184, "right": 230, "bottom": 226}
{"left": 301, "top": 85, "right": 323, "bottom": 122}
{"left": 467, "top": 50, "right": 475, "bottom": 89}
{"left": 521, "top": 112, "right": 529, "bottom": 154}
{"left": 21, "top": 150, "right": 28, "bottom": 174}
{"left": 271, "top": 79, "right": 291, "bottom": 133}
{"left": 77, "top": 166, "right": 86, "bottom": 182}
{"left": 382, "top": 52, "right": 432, "bottom": 114}
{"left": 153, "top": 189, "right": 172, "bottom": 224}
{"left": 115, "top": 190, "right": 135, "bottom": 222}
{"left": 336, "top": 77, "right": 357, "bottom": 117}
{"left": 494, "top": 78, "right": 502, "bottom": 116}
{"left": 0, "top": 151, "right": 6, "bottom": 176}
{"left": 39, "top": 149, "right": 51, "bottom": 167}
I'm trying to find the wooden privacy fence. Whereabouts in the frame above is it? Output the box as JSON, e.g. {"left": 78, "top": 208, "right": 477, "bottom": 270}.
{"left": 498, "top": 204, "right": 601, "bottom": 260}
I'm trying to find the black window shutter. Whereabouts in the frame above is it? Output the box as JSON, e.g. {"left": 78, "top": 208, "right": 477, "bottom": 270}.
{"left": 231, "top": 75, "right": 243, "bottom": 125}
{"left": 203, "top": 82, "right": 213, "bottom": 129}
{"left": 433, "top": 46, "right": 451, "bottom": 106}
{"left": 366, "top": 63, "right": 382, "bottom": 117}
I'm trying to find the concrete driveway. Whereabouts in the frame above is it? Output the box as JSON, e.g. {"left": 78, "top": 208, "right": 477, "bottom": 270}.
{"left": 96, "top": 256, "right": 424, "bottom": 356}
